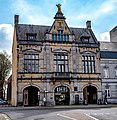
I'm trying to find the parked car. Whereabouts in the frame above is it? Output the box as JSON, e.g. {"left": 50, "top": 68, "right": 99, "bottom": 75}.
{"left": 0, "top": 98, "right": 8, "bottom": 105}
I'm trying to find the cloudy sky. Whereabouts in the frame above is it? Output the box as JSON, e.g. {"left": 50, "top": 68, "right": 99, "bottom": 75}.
{"left": 0, "top": 0, "right": 117, "bottom": 55}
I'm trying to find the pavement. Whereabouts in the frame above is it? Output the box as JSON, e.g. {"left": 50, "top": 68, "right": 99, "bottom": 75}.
{"left": 0, "top": 104, "right": 117, "bottom": 120}
{"left": 0, "top": 104, "right": 117, "bottom": 110}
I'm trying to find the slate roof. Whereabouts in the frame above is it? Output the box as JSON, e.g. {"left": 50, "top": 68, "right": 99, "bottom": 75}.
{"left": 16, "top": 24, "right": 98, "bottom": 44}
{"left": 100, "top": 51, "right": 117, "bottom": 59}
{"left": 100, "top": 42, "right": 117, "bottom": 51}
{"left": 110, "top": 26, "right": 117, "bottom": 32}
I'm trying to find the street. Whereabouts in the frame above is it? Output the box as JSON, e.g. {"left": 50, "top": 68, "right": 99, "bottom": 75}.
{"left": 0, "top": 107, "right": 117, "bottom": 120}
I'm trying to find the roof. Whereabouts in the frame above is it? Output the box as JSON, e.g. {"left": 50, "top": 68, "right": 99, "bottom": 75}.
{"left": 16, "top": 24, "right": 98, "bottom": 45}
{"left": 100, "top": 42, "right": 117, "bottom": 51}
{"left": 100, "top": 51, "right": 117, "bottom": 59}
{"left": 110, "top": 26, "right": 117, "bottom": 32}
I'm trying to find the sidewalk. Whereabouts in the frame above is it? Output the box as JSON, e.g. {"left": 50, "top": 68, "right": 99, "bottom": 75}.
{"left": 0, "top": 104, "right": 117, "bottom": 110}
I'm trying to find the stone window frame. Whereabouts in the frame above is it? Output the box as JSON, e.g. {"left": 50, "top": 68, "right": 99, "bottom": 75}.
{"left": 115, "top": 66, "right": 117, "bottom": 77}
{"left": 103, "top": 65, "right": 109, "bottom": 78}
{"left": 24, "top": 53, "right": 39, "bottom": 73}
{"left": 82, "top": 55, "right": 96, "bottom": 73}
{"left": 53, "top": 53, "right": 69, "bottom": 73}
{"left": 105, "top": 84, "right": 111, "bottom": 98}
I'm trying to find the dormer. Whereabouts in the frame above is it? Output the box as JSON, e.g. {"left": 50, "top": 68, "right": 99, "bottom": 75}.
{"left": 80, "top": 29, "right": 90, "bottom": 43}
{"left": 26, "top": 33, "right": 37, "bottom": 40}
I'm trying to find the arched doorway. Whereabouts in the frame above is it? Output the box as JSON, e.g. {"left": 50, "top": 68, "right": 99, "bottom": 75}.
{"left": 23, "top": 86, "right": 39, "bottom": 106}
{"left": 83, "top": 86, "right": 97, "bottom": 104}
{"left": 54, "top": 86, "right": 70, "bottom": 105}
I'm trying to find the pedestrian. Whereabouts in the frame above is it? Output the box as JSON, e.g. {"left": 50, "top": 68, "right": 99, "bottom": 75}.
{"left": 43, "top": 97, "right": 46, "bottom": 106}
{"left": 104, "top": 92, "right": 108, "bottom": 104}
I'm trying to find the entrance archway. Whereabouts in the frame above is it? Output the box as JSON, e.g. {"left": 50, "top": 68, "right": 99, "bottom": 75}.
{"left": 83, "top": 86, "right": 97, "bottom": 104}
{"left": 54, "top": 86, "right": 70, "bottom": 105}
{"left": 23, "top": 86, "right": 39, "bottom": 106}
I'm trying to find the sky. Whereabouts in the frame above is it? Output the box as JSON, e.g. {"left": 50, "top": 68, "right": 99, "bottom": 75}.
{"left": 0, "top": 0, "right": 117, "bottom": 55}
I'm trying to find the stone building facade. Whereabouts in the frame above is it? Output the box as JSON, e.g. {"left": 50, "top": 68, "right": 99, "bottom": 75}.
{"left": 12, "top": 5, "right": 101, "bottom": 106}
{"left": 100, "top": 27, "right": 117, "bottom": 103}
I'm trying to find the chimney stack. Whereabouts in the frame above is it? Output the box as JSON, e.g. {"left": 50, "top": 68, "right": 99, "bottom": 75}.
{"left": 86, "top": 20, "right": 91, "bottom": 29}
{"left": 14, "top": 15, "right": 19, "bottom": 25}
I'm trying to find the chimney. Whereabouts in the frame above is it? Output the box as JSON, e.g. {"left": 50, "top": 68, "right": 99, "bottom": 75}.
{"left": 86, "top": 20, "right": 91, "bottom": 29}
{"left": 14, "top": 15, "right": 19, "bottom": 25}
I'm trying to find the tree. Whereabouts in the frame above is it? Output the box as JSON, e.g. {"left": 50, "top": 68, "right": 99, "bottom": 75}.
{"left": 0, "top": 51, "right": 11, "bottom": 99}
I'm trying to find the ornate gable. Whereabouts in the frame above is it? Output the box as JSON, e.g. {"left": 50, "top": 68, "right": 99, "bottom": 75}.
{"left": 46, "top": 4, "right": 74, "bottom": 42}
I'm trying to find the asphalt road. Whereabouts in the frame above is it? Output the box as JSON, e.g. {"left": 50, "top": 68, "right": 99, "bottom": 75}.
{"left": 0, "top": 107, "right": 117, "bottom": 120}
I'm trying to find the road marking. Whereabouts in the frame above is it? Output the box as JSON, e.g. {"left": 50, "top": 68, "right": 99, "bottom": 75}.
{"left": 85, "top": 114, "right": 99, "bottom": 120}
{"left": 93, "top": 113, "right": 97, "bottom": 115}
{"left": 1, "top": 113, "right": 11, "bottom": 120}
{"left": 57, "top": 113, "right": 77, "bottom": 120}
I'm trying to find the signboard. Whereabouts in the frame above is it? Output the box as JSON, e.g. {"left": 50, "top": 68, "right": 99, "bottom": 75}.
{"left": 55, "top": 86, "right": 68, "bottom": 93}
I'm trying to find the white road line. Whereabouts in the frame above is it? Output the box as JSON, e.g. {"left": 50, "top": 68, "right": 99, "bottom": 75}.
{"left": 85, "top": 114, "right": 99, "bottom": 120}
{"left": 1, "top": 113, "right": 10, "bottom": 120}
{"left": 5, "top": 116, "right": 7, "bottom": 118}
{"left": 93, "top": 113, "right": 97, "bottom": 115}
{"left": 57, "top": 113, "right": 77, "bottom": 120}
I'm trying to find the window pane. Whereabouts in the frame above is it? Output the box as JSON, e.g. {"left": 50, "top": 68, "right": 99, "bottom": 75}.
{"left": 58, "top": 65, "right": 61, "bottom": 72}
{"left": 67, "top": 35, "right": 69, "bottom": 41}
{"left": 61, "top": 56, "right": 64, "bottom": 59}
{"left": 52, "top": 34, "right": 54, "bottom": 40}
{"left": 64, "top": 35, "right": 66, "bottom": 41}
{"left": 54, "top": 65, "right": 57, "bottom": 71}
{"left": 58, "top": 35, "right": 60, "bottom": 40}
{"left": 62, "top": 65, "right": 64, "bottom": 72}
{"left": 54, "top": 55, "right": 56, "bottom": 59}
{"left": 35, "top": 55, "right": 39, "bottom": 59}
{"left": 65, "top": 55, "right": 68, "bottom": 59}
{"left": 29, "top": 55, "right": 31, "bottom": 59}
{"left": 57, "top": 55, "right": 60, "bottom": 59}
{"left": 65, "top": 65, "right": 68, "bottom": 72}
